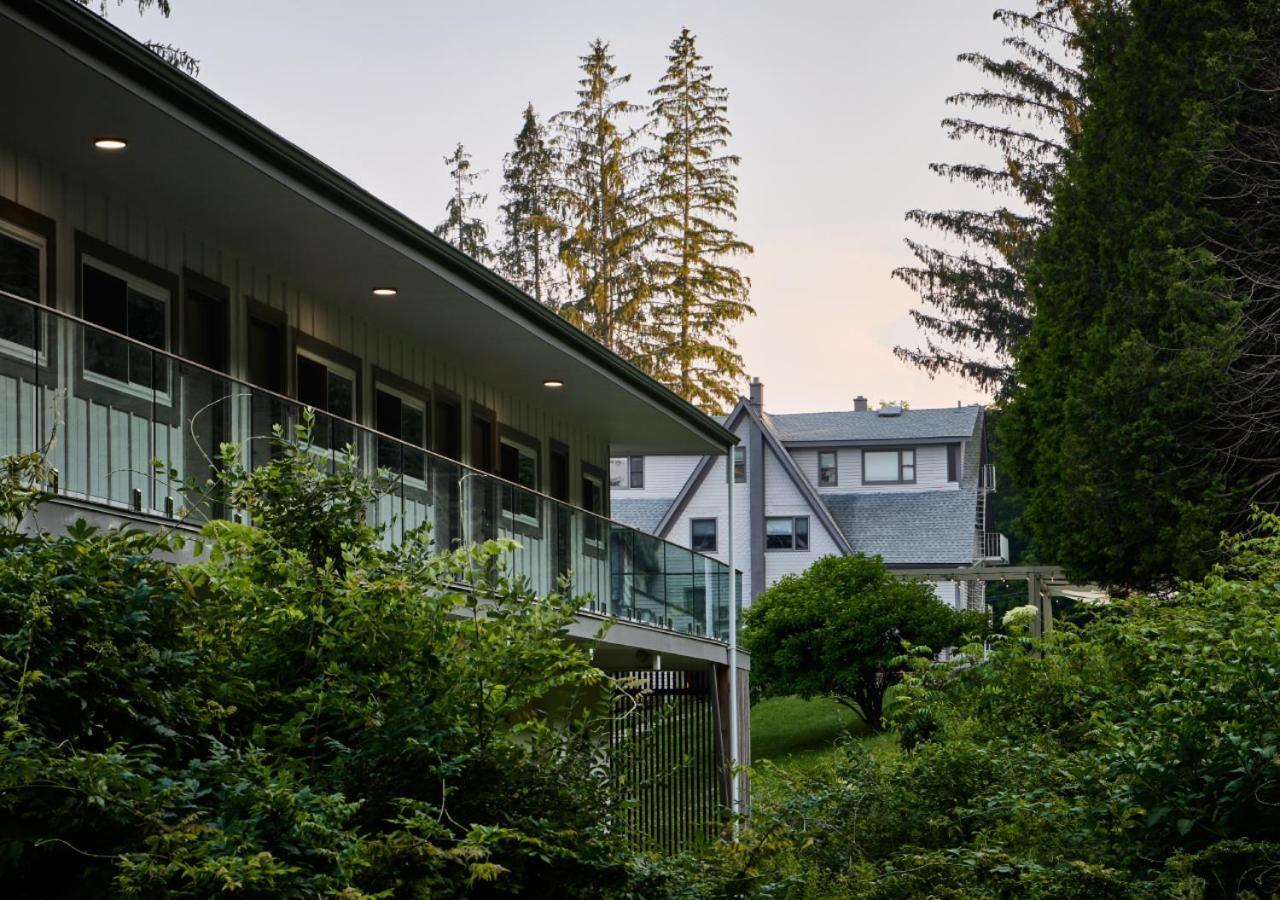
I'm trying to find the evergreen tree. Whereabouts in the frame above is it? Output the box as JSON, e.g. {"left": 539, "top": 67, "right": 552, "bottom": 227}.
{"left": 498, "top": 104, "right": 562, "bottom": 303}
{"left": 1000, "top": 0, "right": 1254, "bottom": 588}
{"left": 79, "top": 0, "right": 200, "bottom": 75}
{"left": 554, "top": 40, "right": 654, "bottom": 358}
{"left": 648, "top": 28, "right": 754, "bottom": 413}
{"left": 434, "top": 143, "right": 493, "bottom": 263}
{"left": 893, "top": 4, "right": 1081, "bottom": 396}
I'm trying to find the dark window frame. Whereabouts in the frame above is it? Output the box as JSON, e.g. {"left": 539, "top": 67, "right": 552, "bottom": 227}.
{"left": 764, "top": 515, "right": 811, "bottom": 552}
{"left": 498, "top": 423, "right": 542, "bottom": 537}
{"left": 74, "top": 233, "right": 180, "bottom": 423}
{"left": 946, "top": 443, "right": 960, "bottom": 482}
{"left": 690, "top": 517, "right": 718, "bottom": 553}
{"left": 0, "top": 197, "right": 57, "bottom": 379}
{"left": 861, "top": 447, "right": 917, "bottom": 485}
{"left": 372, "top": 366, "right": 431, "bottom": 487}
{"left": 581, "top": 460, "right": 608, "bottom": 559}
{"left": 292, "top": 329, "right": 362, "bottom": 452}
{"left": 608, "top": 455, "right": 646, "bottom": 490}
{"left": 818, "top": 450, "right": 838, "bottom": 487}
{"left": 733, "top": 445, "right": 746, "bottom": 483}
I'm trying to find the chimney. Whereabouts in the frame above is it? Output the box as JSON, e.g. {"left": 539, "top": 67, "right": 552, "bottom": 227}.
{"left": 853, "top": 395, "right": 868, "bottom": 413}
{"left": 748, "top": 376, "right": 764, "bottom": 411}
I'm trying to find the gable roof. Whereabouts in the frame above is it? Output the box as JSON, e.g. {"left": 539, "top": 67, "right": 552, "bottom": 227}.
{"left": 767, "top": 405, "right": 981, "bottom": 444}
{"left": 611, "top": 498, "right": 678, "bottom": 534}
{"left": 654, "top": 399, "right": 853, "bottom": 555}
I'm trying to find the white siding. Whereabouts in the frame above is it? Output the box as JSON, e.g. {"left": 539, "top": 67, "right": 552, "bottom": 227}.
{"left": 663, "top": 419, "right": 752, "bottom": 599}
{"left": 761, "top": 444, "right": 842, "bottom": 587}
{"left": 792, "top": 443, "right": 960, "bottom": 493}
{"left": 610, "top": 454, "right": 700, "bottom": 501}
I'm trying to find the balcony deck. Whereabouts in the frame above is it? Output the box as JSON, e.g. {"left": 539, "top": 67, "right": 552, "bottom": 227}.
{"left": 0, "top": 289, "right": 740, "bottom": 644}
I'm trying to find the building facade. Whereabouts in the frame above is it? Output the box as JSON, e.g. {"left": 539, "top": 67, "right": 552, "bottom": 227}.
{"left": 0, "top": 0, "right": 748, "bottom": 831}
{"left": 613, "top": 380, "right": 1007, "bottom": 608}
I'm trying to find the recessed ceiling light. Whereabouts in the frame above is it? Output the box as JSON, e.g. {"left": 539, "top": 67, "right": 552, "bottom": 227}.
{"left": 94, "top": 138, "right": 127, "bottom": 150}
{"left": 372, "top": 287, "right": 397, "bottom": 297}
{"left": 543, "top": 379, "right": 564, "bottom": 389}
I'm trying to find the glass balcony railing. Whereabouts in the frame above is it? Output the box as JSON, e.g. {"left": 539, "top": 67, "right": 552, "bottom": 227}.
{"left": 0, "top": 289, "right": 740, "bottom": 642}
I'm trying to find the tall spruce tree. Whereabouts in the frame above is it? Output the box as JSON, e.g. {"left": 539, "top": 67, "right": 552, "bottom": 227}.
{"left": 554, "top": 40, "right": 654, "bottom": 359}
{"left": 498, "top": 104, "right": 562, "bottom": 303}
{"left": 434, "top": 143, "right": 493, "bottom": 263}
{"left": 648, "top": 28, "right": 754, "bottom": 413}
{"left": 1000, "top": 0, "right": 1253, "bottom": 588}
{"left": 893, "top": 4, "right": 1081, "bottom": 397}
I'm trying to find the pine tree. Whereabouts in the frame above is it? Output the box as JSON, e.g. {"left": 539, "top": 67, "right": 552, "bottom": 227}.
{"left": 554, "top": 40, "right": 654, "bottom": 358}
{"left": 893, "top": 4, "right": 1081, "bottom": 396}
{"left": 647, "top": 29, "right": 754, "bottom": 414}
{"left": 1000, "top": 0, "right": 1252, "bottom": 588}
{"left": 434, "top": 143, "right": 492, "bottom": 263}
{"left": 498, "top": 104, "right": 562, "bottom": 303}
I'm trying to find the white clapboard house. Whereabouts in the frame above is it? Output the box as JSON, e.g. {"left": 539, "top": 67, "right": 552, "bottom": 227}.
{"left": 612, "top": 379, "right": 1007, "bottom": 609}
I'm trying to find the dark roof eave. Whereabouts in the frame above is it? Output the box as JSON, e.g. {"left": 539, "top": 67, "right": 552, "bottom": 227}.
{"left": 17, "top": 0, "right": 735, "bottom": 452}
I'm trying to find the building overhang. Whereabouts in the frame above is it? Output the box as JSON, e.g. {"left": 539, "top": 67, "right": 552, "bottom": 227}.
{"left": 0, "top": 0, "right": 734, "bottom": 457}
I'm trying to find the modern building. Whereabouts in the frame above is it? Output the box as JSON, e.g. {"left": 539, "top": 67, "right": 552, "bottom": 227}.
{"left": 0, "top": 0, "right": 748, "bottom": 834}
{"left": 613, "top": 379, "right": 1007, "bottom": 608}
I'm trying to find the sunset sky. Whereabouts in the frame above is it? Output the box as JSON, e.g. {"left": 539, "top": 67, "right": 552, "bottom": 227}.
{"left": 112, "top": 0, "right": 1016, "bottom": 414}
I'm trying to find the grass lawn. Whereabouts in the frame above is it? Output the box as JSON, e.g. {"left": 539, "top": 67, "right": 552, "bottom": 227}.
{"left": 750, "top": 695, "right": 899, "bottom": 804}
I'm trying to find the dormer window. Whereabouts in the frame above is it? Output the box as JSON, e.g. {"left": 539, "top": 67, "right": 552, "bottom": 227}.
{"left": 818, "top": 451, "right": 838, "bottom": 486}
{"left": 862, "top": 448, "right": 916, "bottom": 484}
{"left": 609, "top": 455, "right": 644, "bottom": 489}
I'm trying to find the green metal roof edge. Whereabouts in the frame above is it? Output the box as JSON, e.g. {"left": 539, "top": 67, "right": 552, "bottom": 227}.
{"left": 17, "top": 0, "right": 736, "bottom": 451}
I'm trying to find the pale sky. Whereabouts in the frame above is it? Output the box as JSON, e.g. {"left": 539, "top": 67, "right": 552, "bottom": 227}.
{"left": 113, "top": 0, "right": 1016, "bottom": 414}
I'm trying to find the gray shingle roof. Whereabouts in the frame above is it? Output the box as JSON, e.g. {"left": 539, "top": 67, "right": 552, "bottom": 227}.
{"left": 612, "top": 498, "right": 675, "bottom": 533}
{"left": 766, "top": 405, "right": 981, "bottom": 443}
{"left": 822, "top": 489, "right": 978, "bottom": 565}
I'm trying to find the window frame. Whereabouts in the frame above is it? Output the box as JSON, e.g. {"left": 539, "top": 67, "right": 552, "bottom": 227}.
{"left": 733, "top": 445, "right": 746, "bottom": 483}
{"left": 690, "top": 517, "right": 718, "bottom": 553}
{"left": 498, "top": 424, "right": 542, "bottom": 534}
{"left": 764, "top": 515, "right": 810, "bottom": 552}
{"left": 861, "top": 448, "right": 917, "bottom": 485}
{"left": 371, "top": 366, "right": 431, "bottom": 486}
{"left": 581, "top": 462, "right": 607, "bottom": 558}
{"left": 609, "top": 455, "right": 646, "bottom": 490}
{"left": 946, "top": 443, "right": 960, "bottom": 483}
{"left": 74, "top": 234, "right": 180, "bottom": 420}
{"left": 292, "top": 331, "right": 362, "bottom": 454}
{"left": 0, "top": 199, "right": 56, "bottom": 381}
{"left": 0, "top": 217, "right": 48, "bottom": 364}
{"left": 817, "top": 450, "right": 838, "bottom": 487}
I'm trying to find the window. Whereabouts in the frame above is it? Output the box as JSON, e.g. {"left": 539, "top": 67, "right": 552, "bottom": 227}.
{"left": 297, "top": 349, "right": 356, "bottom": 451}
{"left": 733, "top": 445, "right": 746, "bottom": 483}
{"left": 765, "top": 516, "right": 809, "bottom": 551}
{"left": 375, "top": 383, "right": 428, "bottom": 481}
{"left": 690, "top": 518, "right": 717, "bottom": 553}
{"left": 818, "top": 451, "right": 838, "bottom": 486}
{"left": 862, "top": 448, "right": 916, "bottom": 484}
{"left": 609, "top": 455, "right": 644, "bottom": 489}
{"left": 82, "top": 257, "right": 171, "bottom": 393}
{"left": 946, "top": 443, "right": 960, "bottom": 482}
{"left": 499, "top": 433, "right": 540, "bottom": 523}
{"left": 0, "top": 221, "right": 43, "bottom": 353}
{"left": 582, "top": 468, "right": 605, "bottom": 549}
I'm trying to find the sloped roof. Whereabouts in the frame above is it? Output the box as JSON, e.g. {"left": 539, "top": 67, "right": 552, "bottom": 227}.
{"left": 767, "top": 405, "right": 981, "bottom": 443}
{"left": 822, "top": 490, "right": 978, "bottom": 565}
{"left": 611, "top": 498, "right": 677, "bottom": 534}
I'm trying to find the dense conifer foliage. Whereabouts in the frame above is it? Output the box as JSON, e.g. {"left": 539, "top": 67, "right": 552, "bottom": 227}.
{"left": 647, "top": 29, "right": 755, "bottom": 414}
{"left": 435, "top": 142, "right": 494, "bottom": 263}
{"left": 498, "top": 104, "right": 562, "bottom": 304}
{"left": 894, "top": 3, "right": 1080, "bottom": 396}
{"left": 1000, "top": 0, "right": 1268, "bottom": 587}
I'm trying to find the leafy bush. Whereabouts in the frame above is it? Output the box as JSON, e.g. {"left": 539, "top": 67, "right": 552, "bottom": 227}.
{"left": 743, "top": 554, "right": 986, "bottom": 731}
{"left": 0, "top": 428, "right": 676, "bottom": 897}
{"left": 741, "top": 516, "right": 1280, "bottom": 898}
